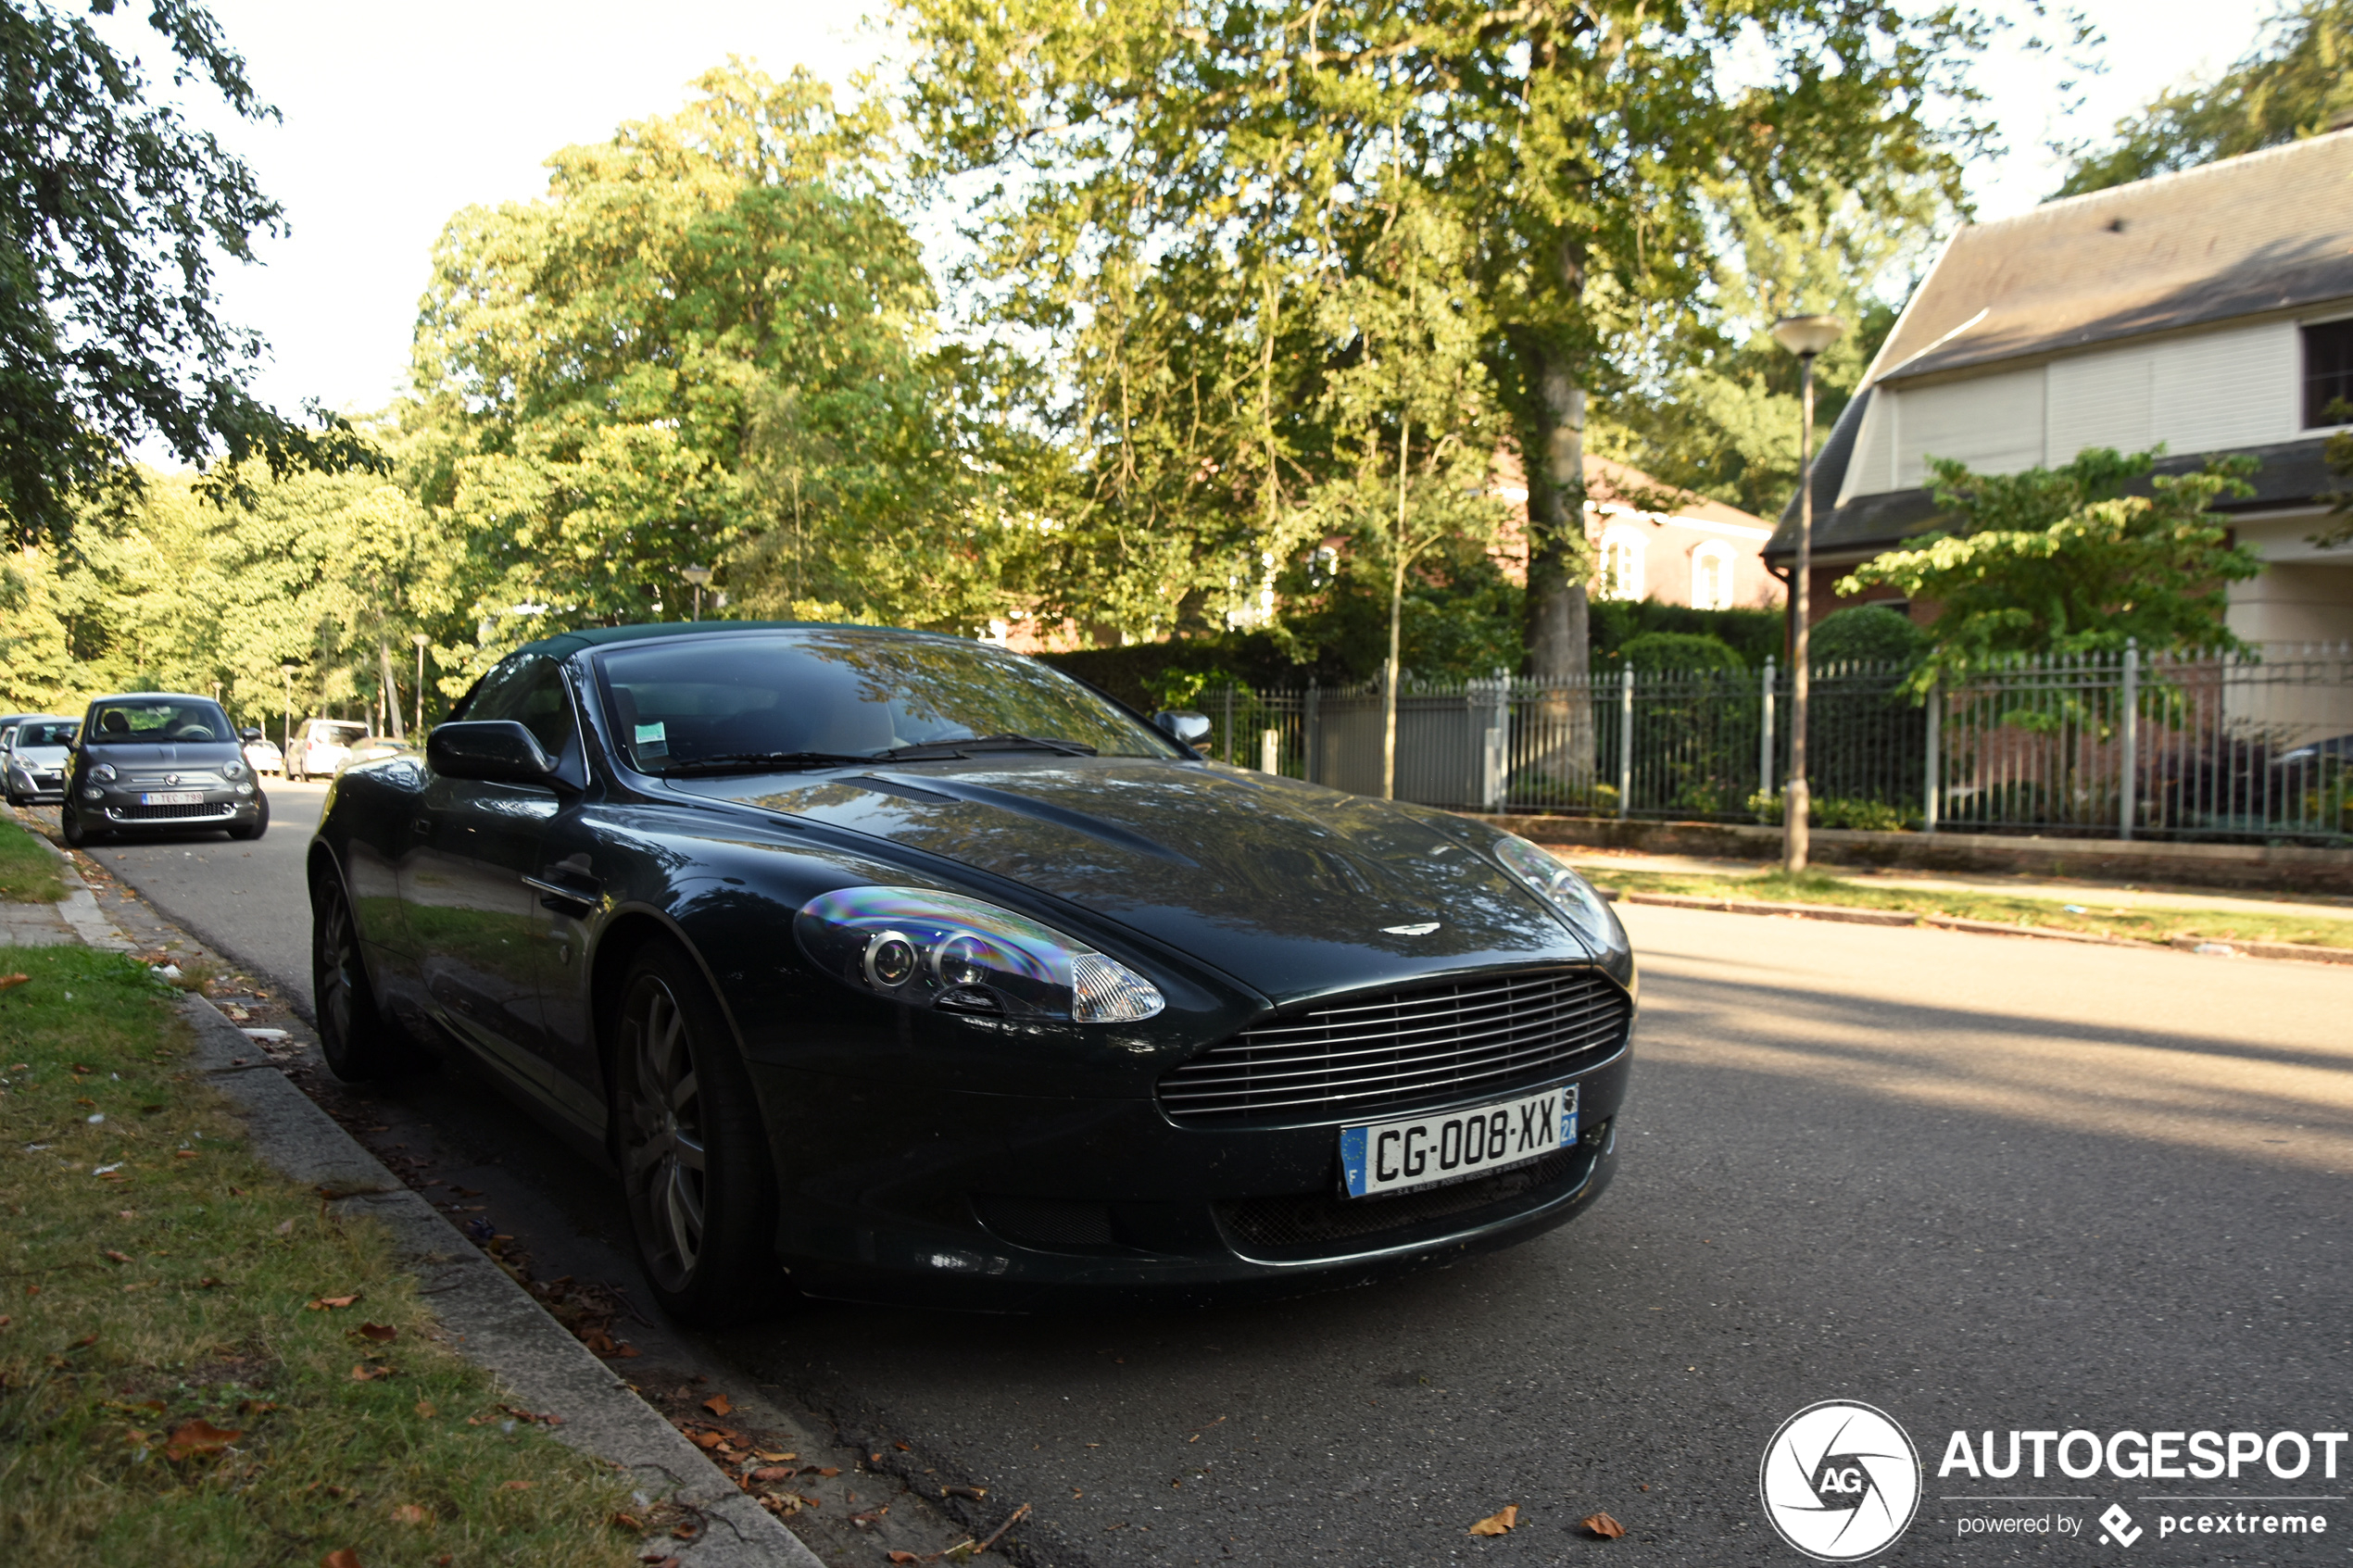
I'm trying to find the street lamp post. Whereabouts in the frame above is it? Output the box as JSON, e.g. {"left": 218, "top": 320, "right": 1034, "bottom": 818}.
{"left": 1769, "top": 313, "right": 1846, "bottom": 875}
{"left": 411, "top": 633, "right": 431, "bottom": 737}
{"left": 279, "top": 662, "right": 300, "bottom": 755}
{"left": 680, "top": 564, "right": 714, "bottom": 621}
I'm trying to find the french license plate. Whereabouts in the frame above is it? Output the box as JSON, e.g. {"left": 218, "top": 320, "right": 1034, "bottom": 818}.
{"left": 1340, "top": 1084, "right": 1578, "bottom": 1198}
{"left": 140, "top": 791, "right": 204, "bottom": 806}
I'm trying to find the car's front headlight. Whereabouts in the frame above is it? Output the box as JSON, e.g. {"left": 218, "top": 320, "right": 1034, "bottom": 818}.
{"left": 1491, "top": 834, "right": 1629, "bottom": 959}
{"left": 222, "top": 760, "right": 245, "bottom": 779}
{"left": 796, "top": 887, "right": 1165, "bottom": 1023}
{"left": 90, "top": 763, "right": 117, "bottom": 783}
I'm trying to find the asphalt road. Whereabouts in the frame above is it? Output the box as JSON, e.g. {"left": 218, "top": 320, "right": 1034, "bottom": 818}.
{"left": 71, "top": 794, "right": 2353, "bottom": 1566}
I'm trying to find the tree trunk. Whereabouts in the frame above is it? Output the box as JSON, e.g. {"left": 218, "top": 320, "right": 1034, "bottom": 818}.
{"left": 377, "top": 640, "right": 405, "bottom": 741}
{"left": 1521, "top": 344, "right": 1596, "bottom": 795}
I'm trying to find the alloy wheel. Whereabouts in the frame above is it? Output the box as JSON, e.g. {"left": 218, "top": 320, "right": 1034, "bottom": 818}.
{"left": 622, "top": 977, "right": 708, "bottom": 1290}
{"left": 315, "top": 882, "right": 361, "bottom": 1056}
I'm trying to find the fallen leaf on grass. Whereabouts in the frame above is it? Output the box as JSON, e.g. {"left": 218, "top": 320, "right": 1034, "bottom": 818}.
{"left": 1469, "top": 1505, "right": 1519, "bottom": 1536}
{"left": 354, "top": 1323, "right": 397, "bottom": 1343}
{"left": 308, "top": 1294, "right": 359, "bottom": 1311}
{"left": 500, "top": 1480, "right": 534, "bottom": 1491}
{"left": 0, "top": 973, "right": 29, "bottom": 990}
{"left": 162, "top": 1418, "right": 243, "bottom": 1460}
{"left": 414, "top": 1399, "right": 436, "bottom": 1418}
{"left": 173, "top": 1149, "right": 198, "bottom": 1160}
{"left": 350, "top": 1363, "right": 394, "bottom": 1382}
{"left": 197, "top": 1276, "right": 225, "bottom": 1288}
{"left": 391, "top": 1504, "right": 432, "bottom": 1525}
{"left": 1581, "top": 1512, "right": 1627, "bottom": 1539}
{"left": 102, "top": 1249, "right": 132, "bottom": 1264}
{"left": 237, "top": 1399, "right": 279, "bottom": 1414}
{"left": 274, "top": 1220, "right": 295, "bottom": 1236}
{"left": 322, "top": 1551, "right": 363, "bottom": 1568}
{"left": 610, "top": 1512, "right": 643, "bottom": 1531}
{"left": 701, "top": 1393, "right": 732, "bottom": 1416}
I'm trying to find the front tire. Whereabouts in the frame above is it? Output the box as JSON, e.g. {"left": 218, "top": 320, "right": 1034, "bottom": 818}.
{"left": 311, "top": 869, "right": 412, "bottom": 1081}
{"left": 60, "top": 800, "right": 102, "bottom": 847}
{"left": 610, "top": 941, "right": 781, "bottom": 1326}
{"left": 227, "top": 792, "right": 270, "bottom": 841}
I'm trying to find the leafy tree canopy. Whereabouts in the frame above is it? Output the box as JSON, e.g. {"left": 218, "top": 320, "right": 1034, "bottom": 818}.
{"left": 894, "top": 0, "right": 1990, "bottom": 677}
{"left": 409, "top": 63, "right": 1021, "bottom": 672}
{"left": 0, "top": 0, "right": 378, "bottom": 548}
{"left": 1838, "top": 447, "right": 2262, "bottom": 687}
{"left": 1809, "top": 604, "right": 1930, "bottom": 667}
{"left": 2054, "top": 0, "right": 2353, "bottom": 198}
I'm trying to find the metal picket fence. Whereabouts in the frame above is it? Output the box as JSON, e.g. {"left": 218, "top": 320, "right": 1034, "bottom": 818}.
{"left": 1196, "top": 642, "right": 2353, "bottom": 844}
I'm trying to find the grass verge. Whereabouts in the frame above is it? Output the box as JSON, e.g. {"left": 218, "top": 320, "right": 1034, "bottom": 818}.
{"left": 0, "top": 816, "right": 65, "bottom": 903}
{"left": 0, "top": 945, "right": 641, "bottom": 1567}
{"left": 1581, "top": 866, "right": 2353, "bottom": 952}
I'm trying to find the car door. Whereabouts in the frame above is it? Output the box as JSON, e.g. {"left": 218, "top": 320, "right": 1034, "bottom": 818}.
{"left": 398, "top": 656, "right": 569, "bottom": 1098}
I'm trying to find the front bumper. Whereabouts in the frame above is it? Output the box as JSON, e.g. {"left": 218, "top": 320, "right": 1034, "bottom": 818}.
{"left": 752, "top": 1046, "right": 1630, "bottom": 1309}
{"left": 8, "top": 775, "right": 65, "bottom": 803}
{"left": 89, "top": 792, "right": 263, "bottom": 830}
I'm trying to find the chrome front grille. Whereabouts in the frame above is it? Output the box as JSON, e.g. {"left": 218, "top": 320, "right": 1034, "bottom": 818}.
{"left": 109, "top": 802, "right": 233, "bottom": 821}
{"left": 1159, "top": 969, "right": 1631, "bottom": 1125}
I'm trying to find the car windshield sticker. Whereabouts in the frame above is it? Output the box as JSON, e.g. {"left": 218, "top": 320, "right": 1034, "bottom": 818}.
{"left": 634, "top": 721, "right": 669, "bottom": 759}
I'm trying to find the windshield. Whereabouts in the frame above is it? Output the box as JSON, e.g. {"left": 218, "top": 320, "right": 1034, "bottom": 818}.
{"left": 87, "top": 699, "right": 232, "bottom": 745}
{"left": 596, "top": 630, "right": 1177, "bottom": 775}
{"left": 12, "top": 721, "right": 77, "bottom": 748}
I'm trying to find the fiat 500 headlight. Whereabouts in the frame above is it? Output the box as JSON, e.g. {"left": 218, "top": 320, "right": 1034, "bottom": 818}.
{"left": 1491, "top": 834, "right": 1628, "bottom": 957}
{"left": 795, "top": 887, "right": 1165, "bottom": 1023}
{"left": 90, "top": 763, "right": 118, "bottom": 783}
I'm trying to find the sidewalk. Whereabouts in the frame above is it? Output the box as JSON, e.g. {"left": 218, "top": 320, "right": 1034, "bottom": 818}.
{"left": 1557, "top": 845, "right": 2353, "bottom": 923}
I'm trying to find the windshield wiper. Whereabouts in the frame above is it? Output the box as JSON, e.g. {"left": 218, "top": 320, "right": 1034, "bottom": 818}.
{"left": 658, "top": 750, "right": 877, "bottom": 777}
{"left": 874, "top": 734, "right": 1100, "bottom": 762}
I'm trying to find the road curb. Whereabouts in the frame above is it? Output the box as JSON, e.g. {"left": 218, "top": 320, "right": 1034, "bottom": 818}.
{"left": 1605, "top": 888, "right": 2353, "bottom": 963}
{"left": 179, "top": 992, "right": 823, "bottom": 1566}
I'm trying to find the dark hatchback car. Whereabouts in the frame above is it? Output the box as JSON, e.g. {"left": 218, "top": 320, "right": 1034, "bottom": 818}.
{"left": 63, "top": 694, "right": 271, "bottom": 847}
{"left": 308, "top": 624, "right": 1637, "bottom": 1323}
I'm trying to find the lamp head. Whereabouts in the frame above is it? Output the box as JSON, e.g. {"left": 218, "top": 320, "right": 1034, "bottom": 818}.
{"left": 1770, "top": 314, "right": 1846, "bottom": 358}
{"left": 412, "top": 632, "right": 431, "bottom": 648}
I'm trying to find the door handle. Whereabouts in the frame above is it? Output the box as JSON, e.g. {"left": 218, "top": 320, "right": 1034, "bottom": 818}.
{"left": 522, "top": 872, "right": 599, "bottom": 913}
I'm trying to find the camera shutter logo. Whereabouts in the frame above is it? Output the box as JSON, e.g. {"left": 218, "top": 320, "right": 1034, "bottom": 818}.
{"left": 1758, "top": 1400, "right": 1922, "bottom": 1561}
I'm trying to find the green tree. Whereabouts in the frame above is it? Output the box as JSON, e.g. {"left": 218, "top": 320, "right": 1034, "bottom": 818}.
{"left": 409, "top": 63, "right": 1009, "bottom": 671}
{"left": 0, "top": 0, "right": 375, "bottom": 546}
{"left": 896, "top": 0, "right": 1987, "bottom": 677}
{"left": 2054, "top": 0, "right": 2353, "bottom": 197}
{"left": 1837, "top": 447, "right": 2262, "bottom": 688}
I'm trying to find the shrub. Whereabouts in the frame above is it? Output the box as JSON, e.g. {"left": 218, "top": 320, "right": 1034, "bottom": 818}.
{"left": 1810, "top": 605, "right": 1928, "bottom": 668}
{"left": 1619, "top": 632, "right": 1743, "bottom": 675}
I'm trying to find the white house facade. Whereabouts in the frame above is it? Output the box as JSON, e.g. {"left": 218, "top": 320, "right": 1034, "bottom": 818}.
{"left": 1768, "top": 130, "right": 2353, "bottom": 646}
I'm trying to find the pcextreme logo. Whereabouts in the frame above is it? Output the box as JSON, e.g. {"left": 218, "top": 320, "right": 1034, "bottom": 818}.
{"left": 1760, "top": 1400, "right": 1924, "bottom": 1562}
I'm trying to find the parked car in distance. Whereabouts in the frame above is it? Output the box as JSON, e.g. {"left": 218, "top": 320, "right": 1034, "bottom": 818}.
{"left": 243, "top": 734, "right": 285, "bottom": 776}
{"left": 62, "top": 694, "right": 269, "bottom": 846}
{"left": 4, "top": 717, "right": 80, "bottom": 806}
{"left": 308, "top": 621, "right": 1637, "bottom": 1325}
{"left": 286, "top": 719, "right": 371, "bottom": 781}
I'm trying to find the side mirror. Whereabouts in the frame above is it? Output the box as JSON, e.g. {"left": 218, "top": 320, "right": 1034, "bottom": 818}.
{"left": 427, "top": 721, "right": 558, "bottom": 785}
{"left": 1152, "top": 710, "right": 1213, "bottom": 746}
{"left": 239, "top": 727, "right": 263, "bottom": 743}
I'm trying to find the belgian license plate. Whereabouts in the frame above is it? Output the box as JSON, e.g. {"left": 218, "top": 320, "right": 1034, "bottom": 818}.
{"left": 1340, "top": 1084, "right": 1579, "bottom": 1198}
{"left": 141, "top": 791, "right": 204, "bottom": 806}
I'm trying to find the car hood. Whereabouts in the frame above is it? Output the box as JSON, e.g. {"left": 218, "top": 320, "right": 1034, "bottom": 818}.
{"left": 668, "top": 759, "right": 1588, "bottom": 1004}
{"left": 11, "top": 747, "right": 69, "bottom": 764}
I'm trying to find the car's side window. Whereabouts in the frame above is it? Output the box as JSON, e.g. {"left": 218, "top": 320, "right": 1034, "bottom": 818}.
{"left": 466, "top": 656, "right": 577, "bottom": 760}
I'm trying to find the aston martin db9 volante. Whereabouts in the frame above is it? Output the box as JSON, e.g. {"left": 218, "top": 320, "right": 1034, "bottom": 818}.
{"left": 308, "top": 623, "right": 1636, "bottom": 1323}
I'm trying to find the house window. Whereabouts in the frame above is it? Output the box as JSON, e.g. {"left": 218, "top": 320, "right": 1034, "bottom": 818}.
{"left": 1691, "top": 542, "right": 1735, "bottom": 611}
{"left": 1599, "top": 531, "right": 1644, "bottom": 600}
{"left": 2305, "top": 319, "right": 2353, "bottom": 428}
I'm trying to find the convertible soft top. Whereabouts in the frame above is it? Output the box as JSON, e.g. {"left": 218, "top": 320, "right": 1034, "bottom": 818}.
{"left": 512, "top": 620, "right": 978, "bottom": 660}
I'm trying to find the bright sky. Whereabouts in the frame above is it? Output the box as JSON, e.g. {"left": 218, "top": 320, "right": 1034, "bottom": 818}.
{"left": 147, "top": 0, "right": 2271, "bottom": 422}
